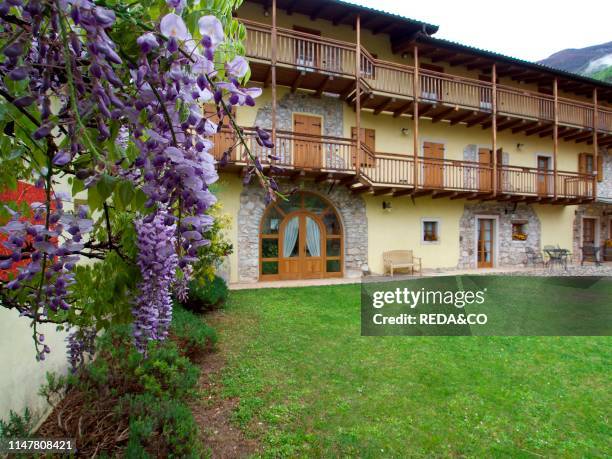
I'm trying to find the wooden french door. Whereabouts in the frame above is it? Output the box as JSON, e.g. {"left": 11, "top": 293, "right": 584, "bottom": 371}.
{"left": 204, "top": 105, "right": 235, "bottom": 161}
{"left": 477, "top": 218, "right": 495, "bottom": 268}
{"left": 293, "top": 114, "right": 322, "bottom": 168}
{"left": 351, "top": 127, "right": 375, "bottom": 167}
{"left": 279, "top": 211, "right": 324, "bottom": 280}
{"left": 478, "top": 148, "right": 493, "bottom": 192}
{"left": 422, "top": 142, "right": 444, "bottom": 188}
{"left": 478, "top": 148, "right": 502, "bottom": 192}
{"left": 582, "top": 218, "right": 596, "bottom": 246}
{"left": 537, "top": 156, "right": 551, "bottom": 196}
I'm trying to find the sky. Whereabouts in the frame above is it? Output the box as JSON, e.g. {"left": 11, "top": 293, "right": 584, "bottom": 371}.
{"left": 349, "top": 0, "right": 611, "bottom": 62}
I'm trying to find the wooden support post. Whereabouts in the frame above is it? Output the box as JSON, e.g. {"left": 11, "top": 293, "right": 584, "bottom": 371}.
{"left": 553, "top": 78, "right": 558, "bottom": 198}
{"left": 593, "top": 88, "right": 598, "bottom": 197}
{"left": 491, "top": 64, "right": 497, "bottom": 196}
{"left": 355, "top": 15, "right": 361, "bottom": 174}
{"left": 413, "top": 45, "right": 419, "bottom": 189}
{"left": 271, "top": 0, "right": 277, "bottom": 145}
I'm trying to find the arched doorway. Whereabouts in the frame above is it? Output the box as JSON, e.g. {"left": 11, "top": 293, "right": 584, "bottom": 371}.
{"left": 260, "top": 192, "right": 343, "bottom": 280}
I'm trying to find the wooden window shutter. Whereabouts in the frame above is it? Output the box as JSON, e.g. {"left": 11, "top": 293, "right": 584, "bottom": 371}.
{"left": 597, "top": 154, "right": 603, "bottom": 182}
{"left": 578, "top": 153, "right": 588, "bottom": 175}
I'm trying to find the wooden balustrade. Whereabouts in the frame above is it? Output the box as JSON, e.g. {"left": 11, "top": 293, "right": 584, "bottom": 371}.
{"left": 419, "top": 69, "right": 491, "bottom": 111}
{"left": 558, "top": 97, "right": 593, "bottom": 128}
{"left": 366, "top": 61, "right": 413, "bottom": 97}
{"left": 598, "top": 108, "right": 612, "bottom": 133}
{"left": 241, "top": 20, "right": 610, "bottom": 134}
{"left": 556, "top": 171, "right": 595, "bottom": 198}
{"left": 221, "top": 126, "right": 594, "bottom": 199}
{"left": 360, "top": 153, "right": 414, "bottom": 186}
{"left": 415, "top": 157, "right": 491, "bottom": 192}
{"left": 238, "top": 130, "right": 356, "bottom": 171}
{"left": 497, "top": 165, "right": 549, "bottom": 195}
{"left": 242, "top": 21, "right": 273, "bottom": 61}
{"left": 497, "top": 87, "right": 554, "bottom": 120}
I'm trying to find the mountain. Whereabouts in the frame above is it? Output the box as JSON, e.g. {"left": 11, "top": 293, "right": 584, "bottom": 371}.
{"left": 538, "top": 41, "right": 612, "bottom": 83}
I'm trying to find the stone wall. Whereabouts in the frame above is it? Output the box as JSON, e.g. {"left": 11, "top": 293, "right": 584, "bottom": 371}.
{"left": 572, "top": 203, "right": 611, "bottom": 259}
{"left": 236, "top": 180, "right": 368, "bottom": 282}
{"left": 458, "top": 202, "right": 541, "bottom": 268}
{"left": 597, "top": 147, "right": 612, "bottom": 200}
{"left": 253, "top": 91, "right": 344, "bottom": 137}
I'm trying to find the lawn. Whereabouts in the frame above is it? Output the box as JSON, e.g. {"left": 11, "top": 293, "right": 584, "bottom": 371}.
{"left": 215, "top": 279, "right": 611, "bottom": 457}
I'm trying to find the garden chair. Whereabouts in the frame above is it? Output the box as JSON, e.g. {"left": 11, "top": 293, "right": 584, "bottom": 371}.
{"left": 524, "top": 247, "right": 544, "bottom": 267}
{"left": 383, "top": 250, "right": 422, "bottom": 276}
{"left": 581, "top": 245, "right": 601, "bottom": 266}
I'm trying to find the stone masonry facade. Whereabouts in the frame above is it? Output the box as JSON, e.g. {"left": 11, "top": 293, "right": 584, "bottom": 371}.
{"left": 572, "top": 203, "right": 611, "bottom": 260}
{"left": 236, "top": 180, "right": 368, "bottom": 282}
{"left": 254, "top": 91, "right": 344, "bottom": 137}
{"left": 597, "top": 147, "right": 612, "bottom": 200}
{"left": 458, "top": 202, "right": 541, "bottom": 268}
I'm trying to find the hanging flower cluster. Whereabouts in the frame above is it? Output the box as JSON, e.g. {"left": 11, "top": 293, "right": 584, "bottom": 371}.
{"left": 66, "top": 326, "right": 97, "bottom": 372}
{"left": 0, "top": 197, "right": 92, "bottom": 360}
{"left": 0, "top": 0, "right": 275, "bottom": 358}
{"left": 132, "top": 211, "right": 178, "bottom": 352}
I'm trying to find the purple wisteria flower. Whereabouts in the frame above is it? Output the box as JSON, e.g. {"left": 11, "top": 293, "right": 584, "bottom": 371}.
{"left": 136, "top": 33, "right": 159, "bottom": 54}
{"left": 132, "top": 211, "right": 178, "bottom": 353}
{"left": 225, "top": 56, "right": 249, "bottom": 79}
{"left": 198, "top": 16, "right": 224, "bottom": 49}
{"left": 160, "top": 13, "right": 189, "bottom": 41}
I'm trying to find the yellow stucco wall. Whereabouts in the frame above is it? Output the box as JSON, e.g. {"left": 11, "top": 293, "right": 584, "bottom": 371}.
{"left": 365, "top": 195, "right": 465, "bottom": 273}
{"left": 213, "top": 175, "right": 243, "bottom": 283}
{"left": 535, "top": 204, "right": 577, "bottom": 251}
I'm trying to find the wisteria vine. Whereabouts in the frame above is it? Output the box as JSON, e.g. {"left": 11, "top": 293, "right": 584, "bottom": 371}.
{"left": 0, "top": 0, "right": 276, "bottom": 364}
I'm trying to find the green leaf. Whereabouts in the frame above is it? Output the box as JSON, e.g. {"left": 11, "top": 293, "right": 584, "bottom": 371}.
{"left": 97, "top": 174, "right": 117, "bottom": 201}
{"left": 115, "top": 180, "right": 135, "bottom": 210}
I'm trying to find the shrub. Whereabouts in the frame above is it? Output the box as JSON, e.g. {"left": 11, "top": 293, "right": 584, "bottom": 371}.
{"left": 35, "top": 315, "right": 218, "bottom": 456}
{"left": 123, "top": 393, "right": 203, "bottom": 458}
{"left": 182, "top": 275, "right": 229, "bottom": 313}
{"left": 129, "top": 341, "right": 199, "bottom": 399}
{"left": 0, "top": 408, "right": 32, "bottom": 438}
{"left": 171, "top": 304, "right": 218, "bottom": 357}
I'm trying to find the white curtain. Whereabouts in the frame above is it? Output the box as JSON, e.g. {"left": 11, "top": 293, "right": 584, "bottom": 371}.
{"left": 305, "top": 217, "right": 321, "bottom": 257}
{"left": 283, "top": 217, "right": 299, "bottom": 257}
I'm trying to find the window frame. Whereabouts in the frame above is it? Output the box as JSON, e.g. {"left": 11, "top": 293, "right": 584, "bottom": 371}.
{"left": 421, "top": 218, "right": 441, "bottom": 245}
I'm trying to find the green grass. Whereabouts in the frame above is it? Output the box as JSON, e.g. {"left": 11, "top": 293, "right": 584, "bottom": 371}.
{"left": 217, "top": 280, "right": 611, "bottom": 457}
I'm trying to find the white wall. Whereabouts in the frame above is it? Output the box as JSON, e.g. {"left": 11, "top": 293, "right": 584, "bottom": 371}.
{"left": 0, "top": 308, "right": 69, "bottom": 426}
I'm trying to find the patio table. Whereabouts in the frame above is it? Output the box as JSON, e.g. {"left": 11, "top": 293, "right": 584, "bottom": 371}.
{"left": 544, "top": 248, "right": 570, "bottom": 270}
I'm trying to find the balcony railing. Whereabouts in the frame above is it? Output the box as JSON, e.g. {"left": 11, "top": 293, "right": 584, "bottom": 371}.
{"left": 242, "top": 20, "right": 612, "bottom": 134}
{"left": 215, "top": 128, "right": 595, "bottom": 200}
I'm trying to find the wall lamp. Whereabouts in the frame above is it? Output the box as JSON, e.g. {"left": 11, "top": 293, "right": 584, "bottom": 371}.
{"left": 516, "top": 143, "right": 524, "bottom": 151}
{"left": 382, "top": 201, "right": 392, "bottom": 211}
{"left": 401, "top": 128, "right": 410, "bottom": 136}
{"left": 263, "top": 7, "right": 269, "bottom": 16}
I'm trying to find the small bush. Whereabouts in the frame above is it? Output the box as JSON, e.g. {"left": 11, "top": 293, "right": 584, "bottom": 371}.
{"left": 123, "top": 393, "right": 203, "bottom": 458}
{"left": 0, "top": 408, "right": 32, "bottom": 438}
{"left": 172, "top": 304, "right": 218, "bottom": 356}
{"left": 182, "top": 275, "right": 229, "bottom": 313}
{"left": 130, "top": 341, "right": 199, "bottom": 399}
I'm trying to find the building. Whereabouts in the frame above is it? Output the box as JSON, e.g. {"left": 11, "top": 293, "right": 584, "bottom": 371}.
{"left": 213, "top": 0, "right": 612, "bottom": 283}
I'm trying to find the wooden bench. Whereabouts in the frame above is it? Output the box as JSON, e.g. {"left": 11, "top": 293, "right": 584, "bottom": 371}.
{"left": 383, "top": 250, "right": 422, "bottom": 276}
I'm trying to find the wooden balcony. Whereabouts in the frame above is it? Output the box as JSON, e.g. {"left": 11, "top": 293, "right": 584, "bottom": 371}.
{"left": 243, "top": 20, "right": 612, "bottom": 143}
{"left": 214, "top": 128, "right": 595, "bottom": 204}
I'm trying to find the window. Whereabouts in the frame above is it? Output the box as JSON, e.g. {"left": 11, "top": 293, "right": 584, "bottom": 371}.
{"left": 578, "top": 152, "right": 602, "bottom": 182}
{"left": 512, "top": 222, "right": 528, "bottom": 241}
{"left": 422, "top": 220, "right": 439, "bottom": 244}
